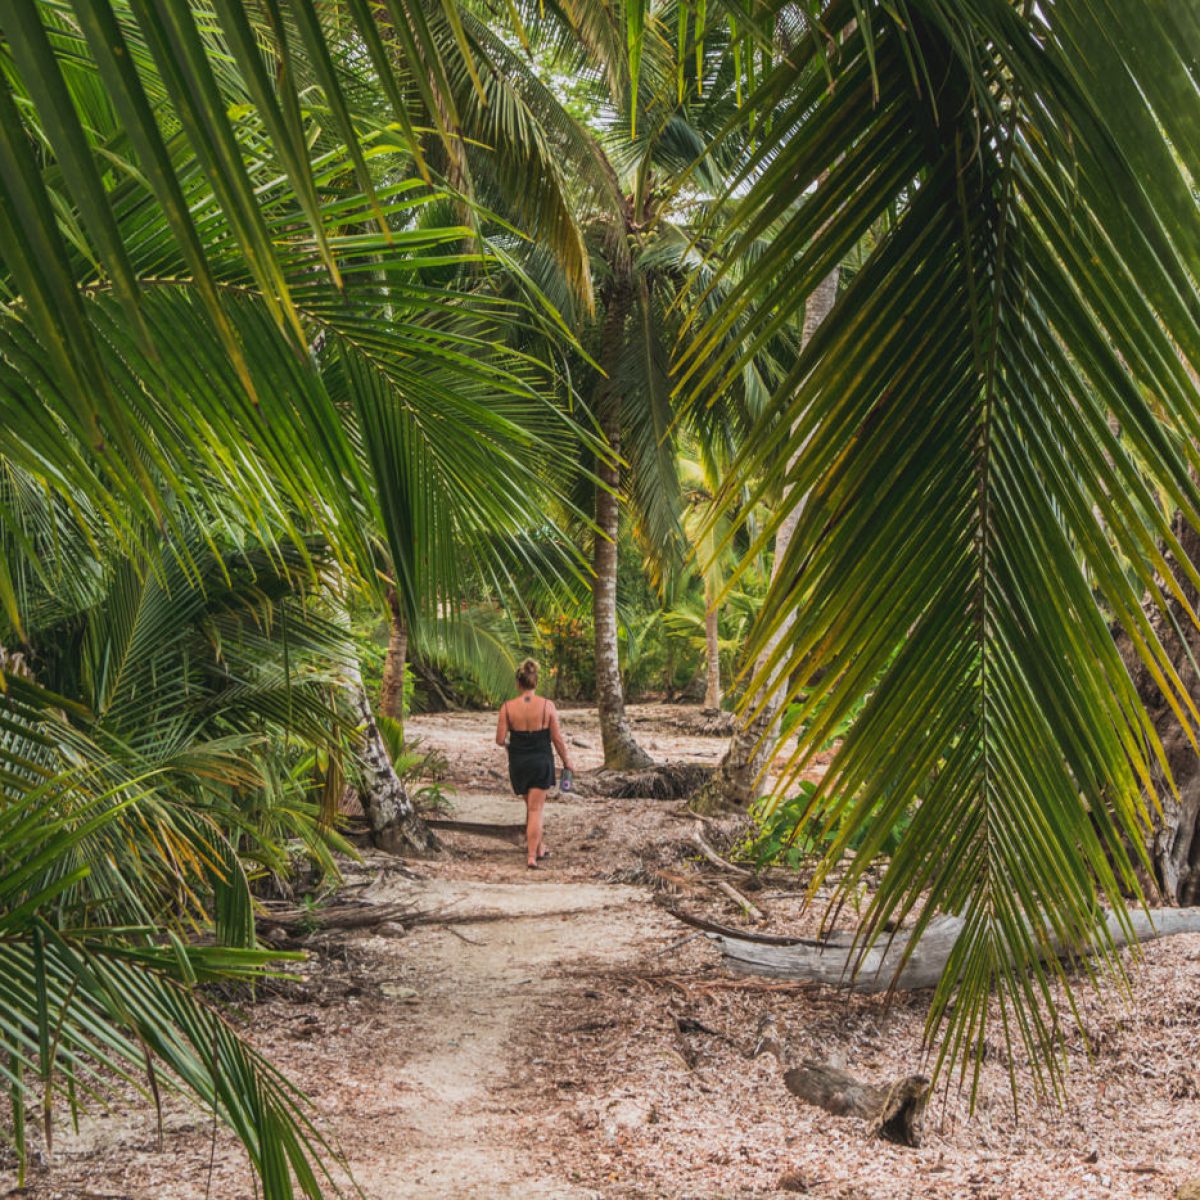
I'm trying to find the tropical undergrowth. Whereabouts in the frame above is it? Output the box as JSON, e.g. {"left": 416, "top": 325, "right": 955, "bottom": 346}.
{"left": 0, "top": 486, "right": 361, "bottom": 1192}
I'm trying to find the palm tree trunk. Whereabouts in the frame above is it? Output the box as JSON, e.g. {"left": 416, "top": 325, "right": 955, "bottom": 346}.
{"left": 702, "top": 580, "right": 722, "bottom": 713}
{"left": 594, "top": 281, "right": 653, "bottom": 771}
{"left": 332, "top": 580, "right": 435, "bottom": 853}
{"left": 1117, "top": 510, "right": 1200, "bottom": 905}
{"left": 705, "top": 268, "right": 840, "bottom": 806}
{"left": 380, "top": 586, "right": 407, "bottom": 729}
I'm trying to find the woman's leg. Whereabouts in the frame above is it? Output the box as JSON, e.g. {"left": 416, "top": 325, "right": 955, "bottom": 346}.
{"left": 525, "top": 788, "right": 547, "bottom": 867}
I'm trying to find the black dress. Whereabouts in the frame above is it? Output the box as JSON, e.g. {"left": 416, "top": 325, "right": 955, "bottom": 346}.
{"left": 505, "top": 698, "right": 556, "bottom": 795}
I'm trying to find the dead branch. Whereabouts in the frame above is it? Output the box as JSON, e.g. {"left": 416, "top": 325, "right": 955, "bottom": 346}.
{"left": 712, "top": 878, "right": 767, "bottom": 923}
{"left": 691, "top": 823, "right": 753, "bottom": 878}
{"left": 656, "top": 898, "right": 829, "bottom": 947}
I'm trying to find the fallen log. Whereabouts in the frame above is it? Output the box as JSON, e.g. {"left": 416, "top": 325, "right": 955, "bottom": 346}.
{"left": 712, "top": 908, "right": 1200, "bottom": 991}
{"left": 753, "top": 1014, "right": 929, "bottom": 1147}
{"left": 256, "top": 899, "right": 415, "bottom": 935}
{"left": 424, "top": 819, "right": 525, "bottom": 845}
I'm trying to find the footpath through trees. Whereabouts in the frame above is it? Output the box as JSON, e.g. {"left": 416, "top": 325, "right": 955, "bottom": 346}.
{"left": 17, "top": 705, "right": 1200, "bottom": 1200}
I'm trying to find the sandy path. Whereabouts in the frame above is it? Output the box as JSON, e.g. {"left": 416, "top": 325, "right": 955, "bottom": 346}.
{"left": 5, "top": 750, "right": 675, "bottom": 1200}
{"left": 19, "top": 706, "right": 1200, "bottom": 1199}
{"left": 348, "top": 792, "right": 650, "bottom": 1200}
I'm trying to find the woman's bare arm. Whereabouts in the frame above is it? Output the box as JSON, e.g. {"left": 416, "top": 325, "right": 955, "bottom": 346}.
{"left": 548, "top": 705, "right": 575, "bottom": 772}
{"left": 495, "top": 703, "right": 509, "bottom": 747}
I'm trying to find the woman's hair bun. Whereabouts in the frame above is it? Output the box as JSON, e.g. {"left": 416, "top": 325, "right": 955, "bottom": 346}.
{"left": 516, "top": 657, "right": 539, "bottom": 689}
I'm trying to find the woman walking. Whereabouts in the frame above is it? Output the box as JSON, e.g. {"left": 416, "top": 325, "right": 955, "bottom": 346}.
{"left": 496, "top": 658, "right": 576, "bottom": 869}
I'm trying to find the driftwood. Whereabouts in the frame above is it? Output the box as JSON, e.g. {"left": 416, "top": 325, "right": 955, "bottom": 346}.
{"left": 753, "top": 1014, "right": 929, "bottom": 1147}
{"left": 712, "top": 908, "right": 1200, "bottom": 991}
{"left": 425, "top": 819, "right": 526, "bottom": 845}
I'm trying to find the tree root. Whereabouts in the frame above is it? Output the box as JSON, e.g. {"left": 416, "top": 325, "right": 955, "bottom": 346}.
{"left": 589, "top": 762, "right": 714, "bottom": 800}
{"left": 373, "top": 812, "right": 440, "bottom": 856}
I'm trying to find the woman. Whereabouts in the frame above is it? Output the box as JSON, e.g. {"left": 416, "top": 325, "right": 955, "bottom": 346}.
{"left": 496, "top": 658, "right": 576, "bottom": 869}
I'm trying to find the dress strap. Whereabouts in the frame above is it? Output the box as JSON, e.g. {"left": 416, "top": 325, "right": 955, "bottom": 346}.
{"left": 540, "top": 698, "right": 551, "bottom": 729}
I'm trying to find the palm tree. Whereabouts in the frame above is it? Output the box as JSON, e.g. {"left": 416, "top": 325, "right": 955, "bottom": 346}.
{"left": 9, "top": 0, "right": 1200, "bottom": 1158}
{"left": 703, "top": 267, "right": 840, "bottom": 805}
{"left": 675, "top": 435, "right": 758, "bottom": 713}
{"left": 0, "top": 483, "right": 356, "bottom": 1191}
{"left": 678, "top": 0, "right": 1200, "bottom": 1096}
{"left": 479, "top": 8, "right": 812, "bottom": 767}
{"left": 0, "top": 1, "right": 585, "bottom": 1185}
{"left": 680, "top": 452, "right": 726, "bottom": 710}
{"left": 369, "top": 1, "right": 801, "bottom": 773}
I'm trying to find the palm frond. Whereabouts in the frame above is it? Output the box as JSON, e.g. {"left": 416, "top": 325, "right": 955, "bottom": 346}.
{"left": 685, "top": 0, "right": 1200, "bottom": 1100}
{"left": 0, "top": 683, "right": 343, "bottom": 1195}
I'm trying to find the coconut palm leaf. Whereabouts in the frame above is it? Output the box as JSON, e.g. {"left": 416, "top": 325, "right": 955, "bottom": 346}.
{"left": 411, "top": 603, "right": 527, "bottom": 704}
{"left": 0, "top": 2, "right": 586, "bottom": 602}
{"left": 0, "top": 510, "right": 367, "bottom": 1187}
{"left": 679, "top": 0, "right": 1200, "bottom": 1099}
{"left": 0, "top": 673, "right": 346, "bottom": 1196}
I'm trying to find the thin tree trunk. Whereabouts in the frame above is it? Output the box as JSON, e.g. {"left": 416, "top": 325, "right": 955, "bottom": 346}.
{"left": 380, "top": 587, "right": 408, "bottom": 729}
{"left": 349, "top": 657, "right": 436, "bottom": 854}
{"left": 332, "top": 580, "right": 435, "bottom": 854}
{"left": 705, "top": 269, "right": 840, "bottom": 807}
{"left": 594, "top": 281, "right": 653, "bottom": 771}
{"left": 702, "top": 580, "right": 721, "bottom": 712}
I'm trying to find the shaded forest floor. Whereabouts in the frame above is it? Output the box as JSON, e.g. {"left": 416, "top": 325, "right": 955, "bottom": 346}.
{"left": 5, "top": 704, "right": 1200, "bottom": 1199}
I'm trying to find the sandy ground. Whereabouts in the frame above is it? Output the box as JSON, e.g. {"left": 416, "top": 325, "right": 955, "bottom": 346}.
{"left": 5, "top": 704, "right": 1200, "bottom": 1199}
